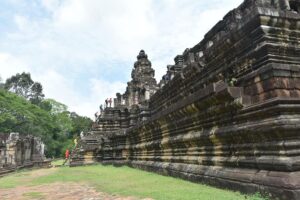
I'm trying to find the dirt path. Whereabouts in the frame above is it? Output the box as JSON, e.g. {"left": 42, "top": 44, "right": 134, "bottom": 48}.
{"left": 0, "top": 168, "right": 152, "bottom": 200}
{"left": 0, "top": 182, "right": 147, "bottom": 200}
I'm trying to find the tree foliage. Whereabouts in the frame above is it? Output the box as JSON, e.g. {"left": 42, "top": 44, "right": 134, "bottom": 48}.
{"left": 0, "top": 89, "right": 54, "bottom": 150}
{"left": 70, "top": 112, "right": 93, "bottom": 136}
{"left": 44, "top": 99, "right": 68, "bottom": 114}
{"left": 0, "top": 73, "right": 93, "bottom": 157}
{"left": 4, "top": 72, "right": 45, "bottom": 105}
{"left": 0, "top": 76, "right": 4, "bottom": 89}
{"left": 0, "top": 89, "right": 92, "bottom": 158}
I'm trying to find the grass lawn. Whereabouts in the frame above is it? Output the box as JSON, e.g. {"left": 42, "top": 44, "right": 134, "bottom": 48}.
{"left": 51, "top": 159, "right": 65, "bottom": 166}
{"left": 0, "top": 164, "right": 267, "bottom": 200}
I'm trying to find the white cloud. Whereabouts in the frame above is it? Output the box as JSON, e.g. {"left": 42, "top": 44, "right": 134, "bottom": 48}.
{"left": 41, "top": 0, "right": 61, "bottom": 12}
{"left": 0, "top": 53, "right": 29, "bottom": 80}
{"left": 34, "top": 69, "right": 126, "bottom": 119}
{"left": 34, "top": 69, "right": 77, "bottom": 105}
{"left": 84, "top": 78, "right": 126, "bottom": 117}
{"left": 0, "top": 0, "right": 244, "bottom": 118}
{"left": 14, "top": 15, "right": 28, "bottom": 30}
{"left": 89, "top": 79, "right": 126, "bottom": 102}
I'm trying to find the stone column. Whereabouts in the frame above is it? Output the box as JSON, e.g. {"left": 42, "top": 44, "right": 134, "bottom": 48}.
{"left": 281, "top": 0, "right": 291, "bottom": 10}
{"left": 32, "top": 137, "right": 45, "bottom": 162}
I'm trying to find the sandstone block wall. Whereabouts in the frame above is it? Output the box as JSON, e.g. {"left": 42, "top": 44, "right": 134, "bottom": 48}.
{"left": 71, "top": 1, "right": 300, "bottom": 199}
{"left": 0, "top": 133, "right": 48, "bottom": 175}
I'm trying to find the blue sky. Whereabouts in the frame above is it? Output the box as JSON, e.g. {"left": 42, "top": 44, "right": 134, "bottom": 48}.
{"left": 0, "top": 0, "right": 243, "bottom": 118}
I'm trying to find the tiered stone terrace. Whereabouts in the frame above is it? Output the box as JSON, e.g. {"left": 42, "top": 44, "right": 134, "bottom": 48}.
{"left": 71, "top": 1, "right": 300, "bottom": 199}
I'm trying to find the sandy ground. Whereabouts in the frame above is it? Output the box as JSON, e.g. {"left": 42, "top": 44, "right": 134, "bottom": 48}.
{"left": 0, "top": 168, "right": 152, "bottom": 200}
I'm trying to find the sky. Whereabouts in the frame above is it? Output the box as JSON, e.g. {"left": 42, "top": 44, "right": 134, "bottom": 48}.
{"left": 0, "top": 0, "right": 243, "bottom": 119}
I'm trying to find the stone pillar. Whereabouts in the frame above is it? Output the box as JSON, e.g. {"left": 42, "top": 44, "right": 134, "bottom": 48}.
{"left": 0, "top": 144, "right": 5, "bottom": 168}
{"left": 32, "top": 137, "right": 45, "bottom": 162}
{"left": 6, "top": 142, "right": 16, "bottom": 166}
{"left": 129, "top": 106, "right": 139, "bottom": 127}
{"left": 145, "top": 90, "right": 150, "bottom": 100}
{"left": 281, "top": 0, "right": 291, "bottom": 10}
{"left": 135, "top": 91, "right": 139, "bottom": 104}
{"left": 6, "top": 133, "right": 20, "bottom": 167}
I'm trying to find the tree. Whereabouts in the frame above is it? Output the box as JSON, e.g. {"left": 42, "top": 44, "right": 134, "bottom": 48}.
{"left": 38, "top": 100, "right": 52, "bottom": 112}
{"left": 0, "top": 87, "right": 92, "bottom": 158}
{"left": 44, "top": 99, "right": 68, "bottom": 114}
{"left": 0, "top": 89, "right": 68, "bottom": 157}
{"left": 4, "top": 72, "right": 45, "bottom": 105}
{"left": 0, "top": 76, "right": 4, "bottom": 89}
{"left": 0, "top": 88, "right": 53, "bottom": 141}
{"left": 70, "top": 112, "right": 93, "bottom": 138}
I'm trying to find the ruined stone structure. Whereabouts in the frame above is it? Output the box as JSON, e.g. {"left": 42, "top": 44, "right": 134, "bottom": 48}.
{"left": 0, "top": 133, "right": 49, "bottom": 175}
{"left": 71, "top": 50, "right": 158, "bottom": 165}
{"left": 71, "top": 0, "right": 300, "bottom": 199}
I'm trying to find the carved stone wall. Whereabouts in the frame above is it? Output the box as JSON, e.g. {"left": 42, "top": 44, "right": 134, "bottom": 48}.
{"left": 71, "top": 50, "right": 158, "bottom": 166}
{"left": 71, "top": 0, "right": 300, "bottom": 199}
{"left": 0, "top": 133, "right": 48, "bottom": 175}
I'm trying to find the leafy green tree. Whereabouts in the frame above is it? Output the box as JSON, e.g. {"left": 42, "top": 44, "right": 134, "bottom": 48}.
{"left": 0, "top": 87, "right": 92, "bottom": 158}
{"left": 38, "top": 100, "right": 52, "bottom": 112}
{"left": 44, "top": 99, "right": 91, "bottom": 157}
{"left": 0, "top": 76, "right": 4, "bottom": 89}
{"left": 44, "top": 99, "right": 68, "bottom": 114}
{"left": 0, "top": 89, "right": 68, "bottom": 157}
{"left": 44, "top": 99, "right": 74, "bottom": 156}
{"left": 0, "top": 88, "right": 54, "bottom": 146}
{"left": 4, "top": 72, "right": 45, "bottom": 105}
{"left": 70, "top": 112, "right": 93, "bottom": 138}
{"left": 44, "top": 99, "right": 72, "bottom": 136}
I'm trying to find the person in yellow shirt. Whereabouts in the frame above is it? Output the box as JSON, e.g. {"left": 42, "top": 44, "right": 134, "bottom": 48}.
{"left": 74, "top": 138, "right": 78, "bottom": 146}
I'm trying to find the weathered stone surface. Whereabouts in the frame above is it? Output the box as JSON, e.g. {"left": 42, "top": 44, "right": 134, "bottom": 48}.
{"left": 71, "top": 50, "right": 158, "bottom": 166}
{"left": 0, "top": 133, "right": 50, "bottom": 175}
{"left": 71, "top": 0, "right": 300, "bottom": 199}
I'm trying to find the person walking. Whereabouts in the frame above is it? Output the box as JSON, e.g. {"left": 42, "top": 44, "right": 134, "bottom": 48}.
{"left": 108, "top": 98, "right": 112, "bottom": 107}
{"left": 63, "top": 149, "right": 70, "bottom": 165}
{"left": 105, "top": 99, "right": 108, "bottom": 108}
{"left": 74, "top": 138, "right": 78, "bottom": 147}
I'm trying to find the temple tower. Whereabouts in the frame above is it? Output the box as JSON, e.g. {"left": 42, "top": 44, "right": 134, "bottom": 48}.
{"left": 124, "top": 50, "right": 157, "bottom": 107}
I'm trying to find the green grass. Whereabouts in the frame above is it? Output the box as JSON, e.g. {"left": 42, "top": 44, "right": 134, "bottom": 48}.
{"left": 0, "top": 165, "right": 268, "bottom": 200}
{"left": 23, "top": 192, "right": 44, "bottom": 198}
{"left": 51, "top": 159, "right": 65, "bottom": 166}
{"left": 0, "top": 169, "right": 32, "bottom": 188}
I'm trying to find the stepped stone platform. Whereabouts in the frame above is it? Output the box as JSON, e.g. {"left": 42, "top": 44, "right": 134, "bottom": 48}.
{"left": 71, "top": 0, "right": 300, "bottom": 199}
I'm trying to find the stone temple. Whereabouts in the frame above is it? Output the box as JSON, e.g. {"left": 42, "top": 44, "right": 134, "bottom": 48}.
{"left": 71, "top": 0, "right": 300, "bottom": 199}
{"left": 0, "top": 133, "right": 49, "bottom": 175}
